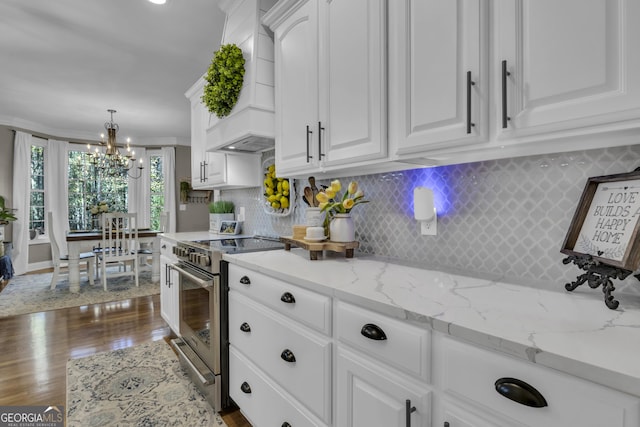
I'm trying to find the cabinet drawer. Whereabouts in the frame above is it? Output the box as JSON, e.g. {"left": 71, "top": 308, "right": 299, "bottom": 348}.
{"left": 335, "top": 300, "right": 430, "bottom": 381}
{"left": 228, "top": 263, "right": 331, "bottom": 334}
{"left": 160, "top": 239, "right": 176, "bottom": 261}
{"left": 229, "top": 291, "right": 332, "bottom": 422}
{"left": 229, "top": 346, "right": 328, "bottom": 427}
{"left": 436, "top": 335, "right": 640, "bottom": 427}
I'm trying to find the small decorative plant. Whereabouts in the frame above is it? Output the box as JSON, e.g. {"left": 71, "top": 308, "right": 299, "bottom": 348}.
{"left": 180, "top": 180, "right": 191, "bottom": 203}
{"left": 202, "top": 43, "right": 245, "bottom": 118}
{"left": 209, "top": 200, "right": 235, "bottom": 214}
{"left": 88, "top": 200, "right": 111, "bottom": 215}
{"left": 0, "top": 196, "right": 17, "bottom": 225}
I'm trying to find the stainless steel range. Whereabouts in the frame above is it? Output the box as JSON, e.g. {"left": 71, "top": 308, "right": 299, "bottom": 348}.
{"left": 169, "top": 236, "right": 284, "bottom": 411}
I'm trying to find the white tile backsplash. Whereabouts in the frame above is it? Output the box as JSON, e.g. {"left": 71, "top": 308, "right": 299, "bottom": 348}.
{"left": 221, "top": 146, "right": 640, "bottom": 296}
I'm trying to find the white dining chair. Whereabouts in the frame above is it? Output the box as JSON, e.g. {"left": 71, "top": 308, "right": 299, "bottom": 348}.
{"left": 48, "top": 211, "right": 95, "bottom": 290}
{"left": 138, "top": 211, "right": 169, "bottom": 268}
{"left": 96, "top": 212, "right": 139, "bottom": 291}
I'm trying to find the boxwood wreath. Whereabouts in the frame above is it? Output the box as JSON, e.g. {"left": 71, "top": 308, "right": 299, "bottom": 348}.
{"left": 201, "top": 44, "right": 245, "bottom": 118}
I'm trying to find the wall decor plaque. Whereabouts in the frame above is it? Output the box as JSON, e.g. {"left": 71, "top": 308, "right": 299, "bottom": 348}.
{"left": 561, "top": 169, "right": 640, "bottom": 309}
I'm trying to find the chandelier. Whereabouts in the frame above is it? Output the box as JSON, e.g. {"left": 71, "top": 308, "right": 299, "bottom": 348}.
{"left": 86, "top": 109, "right": 144, "bottom": 179}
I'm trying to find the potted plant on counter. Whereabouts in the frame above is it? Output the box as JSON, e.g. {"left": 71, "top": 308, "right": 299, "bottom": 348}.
{"left": 209, "top": 200, "right": 235, "bottom": 233}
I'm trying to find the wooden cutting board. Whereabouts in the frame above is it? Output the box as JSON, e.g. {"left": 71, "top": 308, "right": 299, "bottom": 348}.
{"left": 279, "top": 236, "right": 359, "bottom": 260}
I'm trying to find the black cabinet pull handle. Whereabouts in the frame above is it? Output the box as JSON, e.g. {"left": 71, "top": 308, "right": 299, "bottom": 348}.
{"left": 240, "top": 381, "right": 252, "bottom": 394}
{"left": 466, "top": 71, "right": 475, "bottom": 134}
{"left": 361, "top": 323, "right": 387, "bottom": 340}
{"left": 318, "top": 121, "right": 325, "bottom": 159}
{"left": 405, "top": 399, "right": 416, "bottom": 427}
{"left": 444, "top": 423, "right": 450, "bottom": 427}
{"left": 306, "top": 125, "right": 313, "bottom": 162}
{"left": 280, "top": 292, "right": 296, "bottom": 304}
{"left": 280, "top": 349, "right": 296, "bottom": 363}
{"left": 282, "top": 423, "right": 292, "bottom": 427}
{"left": 240, "top": 322, "right": 251, "bottom": 332}
{"left": 165, "top": 264, "right": 171, "bottom": 287}
{"left": 239, "top": 275, "right": 251, "bottom": 285}
{"left": 495, "top": 377, "right": 548, "bottom": 408}
{"left": 501, "top": 60, "right": 511, "bottom": 128}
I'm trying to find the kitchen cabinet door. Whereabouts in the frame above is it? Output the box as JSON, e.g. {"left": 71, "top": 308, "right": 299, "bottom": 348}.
{"left": 160, "top": 254, "right": 180, "bottom": 335}
{"left": 318, "top": 0, "right": 387, "bottom": 167}
{"left": 186, "top": 78, "right": 213, "bottom": 189}
{"left": 390, "top": 0, "right": 488, "bottom": 157}
{"left": 270, "top": 0, "right": 387, "bottom": 178}
{"left": 495, "top": 0, "right": 640, "bottom": 140}
{"left": 336, "top": 346, "right": 431, "bottom": 427}
{"left": 273, "top": 0, "right": 320, "bottom": 175}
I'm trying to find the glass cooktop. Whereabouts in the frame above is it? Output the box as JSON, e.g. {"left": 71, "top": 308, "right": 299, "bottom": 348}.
{"left": 191, "top": 236, "right": 284, "bottom": 254}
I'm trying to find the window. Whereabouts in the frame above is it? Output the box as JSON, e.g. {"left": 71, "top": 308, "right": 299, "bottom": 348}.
{"left": 149, "top": 151, "right": 165, "bottom": 230}
{"left": 68, "top": 148, "right": 128, "bottom": 230}
{"left": 29, "top": 142, "right": 46, "bottom": 234}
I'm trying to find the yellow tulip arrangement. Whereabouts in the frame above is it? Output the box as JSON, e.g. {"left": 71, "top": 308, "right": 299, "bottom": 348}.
{"left": 316, "top": 180, "right": 368, "bottom": 215}
{"left": 263, "top": 163, "right": 291, "bottom": 212}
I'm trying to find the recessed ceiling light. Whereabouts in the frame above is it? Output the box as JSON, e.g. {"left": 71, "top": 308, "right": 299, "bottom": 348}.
{"left": 148, "top": 0, "right": 166, "bottom": 4}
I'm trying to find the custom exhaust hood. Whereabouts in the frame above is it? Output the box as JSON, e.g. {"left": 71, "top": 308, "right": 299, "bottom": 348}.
{"left": 206, "top": 0, "right": 277, "bottom": 153}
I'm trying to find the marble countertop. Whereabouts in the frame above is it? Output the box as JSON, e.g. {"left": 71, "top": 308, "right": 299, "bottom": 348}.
{"left": 222, "top": 248, "right": 640, "bottom": 397}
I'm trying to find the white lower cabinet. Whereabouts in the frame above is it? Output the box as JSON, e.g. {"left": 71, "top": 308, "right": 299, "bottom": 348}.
{"left": 229, "top": 346, "right": 327, "bottom": 427}
{"left": 226, "top": 262, "right": 640, "bottom": 427}
{"left": 227, "top": 265, "right": 331, "bottom": 426}
{"left": 432, "top": 333, "right": 640, "bottom": 427}
{"left": 159, "top": 239, "right": 179, "bottom": 335}
{"left": 336, "top": 346, "right": 432, "bottom": 427}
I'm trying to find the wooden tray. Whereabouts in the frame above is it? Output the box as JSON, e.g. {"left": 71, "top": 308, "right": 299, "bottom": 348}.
{"left": 280, "top": 236, "right": 359, "bottom": 260}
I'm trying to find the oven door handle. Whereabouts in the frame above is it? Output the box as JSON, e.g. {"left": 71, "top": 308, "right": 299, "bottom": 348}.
{"left": 171, "top": 263, "right": 217, "bottom": 287}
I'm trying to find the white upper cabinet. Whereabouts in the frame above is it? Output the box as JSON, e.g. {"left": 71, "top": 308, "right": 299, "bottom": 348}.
{"left": 265, "top": 0, "right": 387, "bottom": 178}
{"left": 495, "top": 0, "right": 640, "bottom": 141}
{"left": 389, "top": 0, "right": 489, "bottom": 156}
{"left": 185, "top": 77, "right": 211, "bottom": 189}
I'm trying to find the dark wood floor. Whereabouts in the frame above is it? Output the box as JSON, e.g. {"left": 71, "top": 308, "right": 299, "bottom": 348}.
{"left": 0, "top": 272, "right": 250, "bottom": 426}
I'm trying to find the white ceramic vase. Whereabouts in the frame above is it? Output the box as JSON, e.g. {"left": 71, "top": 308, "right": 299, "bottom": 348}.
{"left": 329, "top": 213, "right": 355, "bottom": 242}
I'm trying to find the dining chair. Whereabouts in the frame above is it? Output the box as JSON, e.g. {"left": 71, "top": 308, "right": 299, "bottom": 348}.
{"left": 48, "top": 211, "right": 95, "bottom": 290}
{"left": 138, "top": 211, "right": 169, "bottom": 267}
{"left": 96, "top": 212, "right": 139, "bottom": 291}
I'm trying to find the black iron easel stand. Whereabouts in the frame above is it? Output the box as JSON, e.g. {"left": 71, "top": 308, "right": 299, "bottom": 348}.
{"left": 562, "top": 254, "right": 636, "bottom": 310}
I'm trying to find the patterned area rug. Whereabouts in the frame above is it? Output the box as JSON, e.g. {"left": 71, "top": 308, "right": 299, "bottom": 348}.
{"left": 67, "top": 340, "right": 227, "bottom": 427}
{"left": 0, "top": 269, "right": 159, "bottom": 317}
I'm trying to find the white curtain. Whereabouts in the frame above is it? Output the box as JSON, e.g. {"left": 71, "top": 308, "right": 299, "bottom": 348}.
{"left": 162, "top": 147, "right": 176, "bottom": 232}
{"left": 46, "top": 139, "right": 70, "bottom": 256}
{"left": 128, "top": 147, "right": 150, "bottom": 228}
{"left": 11, "top": 131, "right": 32, "bottom": 276}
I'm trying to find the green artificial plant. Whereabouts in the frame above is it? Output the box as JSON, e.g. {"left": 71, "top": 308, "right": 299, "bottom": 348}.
{"left": 0, "top": 196, "right": 17, "bottom": 225}
{"left": 209, "top": 200, "right": 235, "bottom": 214}
{"left": 201, "top": 44, "right": 245, "bottom": 118}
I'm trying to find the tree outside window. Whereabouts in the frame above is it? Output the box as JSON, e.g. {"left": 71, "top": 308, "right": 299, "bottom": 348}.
{"left": 68, "top": 150, "right": 128, "bottom": 230}
{"left": 149, "top": 153, "right": 165, "bottom": 231}
{"left": 30, "top": 144, "right": 45, "bottom": 234}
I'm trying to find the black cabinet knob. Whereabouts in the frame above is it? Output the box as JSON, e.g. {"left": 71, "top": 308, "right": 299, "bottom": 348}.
{"left": 240, "top": 322, "right": 251, "bottom": 333}
{"left": 280, "top": 292, "right": 296, "bottom": 304}
{"left": 240, "top": 275, "right": 251, "bottom": 285}
{"left": 495, "top": 377, "right": 547, "bottom": 408}
{"left": 361, "top": 323, "right": 387, "bottom": 340}
{"left": 280, "top": 349, "right": 296, "bottom": 363}
{"left": 240, "top": 381, "right": 252, "bottom": 394}
{"left": 282, "top": 423, "right": 292, "bottom": 427}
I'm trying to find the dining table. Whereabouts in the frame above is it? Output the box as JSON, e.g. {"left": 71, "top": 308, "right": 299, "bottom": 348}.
{"left": 65, "top": 229, "right": 162, "bottom": 293}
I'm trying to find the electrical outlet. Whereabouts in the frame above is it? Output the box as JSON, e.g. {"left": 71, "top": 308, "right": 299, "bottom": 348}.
{"left": 237, "top": 207, "right": 246, "bottom": 222}
{"left": 179, "top": 204, "right": 187, "bottom": 211}
{"left": 421, "top": 218, "right": 437, "bottom": 235}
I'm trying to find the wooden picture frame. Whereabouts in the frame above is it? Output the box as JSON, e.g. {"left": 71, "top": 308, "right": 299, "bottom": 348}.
{"left": 561, "top": 170, "right": 640, "bottom": 271}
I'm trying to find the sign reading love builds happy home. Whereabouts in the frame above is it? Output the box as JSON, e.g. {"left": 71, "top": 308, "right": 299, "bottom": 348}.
{"left": 562, "top": 172, "right": 640, "bottom": 271}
